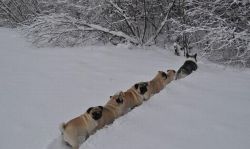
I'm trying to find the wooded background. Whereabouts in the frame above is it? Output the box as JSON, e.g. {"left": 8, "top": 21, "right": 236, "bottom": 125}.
{"left": 1, "top": 0, "right": 249, "bottom": 67}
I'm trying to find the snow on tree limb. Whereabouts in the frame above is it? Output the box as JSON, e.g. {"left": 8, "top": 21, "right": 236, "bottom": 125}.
{"left": 24, "top": 13, "right": 138, "bottom": 47}
{"left": 78, "top": 20, "right": 138, "bottom": 44}
{"left": 144, "top": 0, "right": 176, "bottom": 46}
{"left": 141, "top": 0, "right": 147, "bottom": 43}
{"left": 108, "top": 0, "right": 140, "bottom": 44}
{"left": 0, "top": 0, "right": 22, "bottom": 23}
{"left": 12, "top": 0, "right": 249, "bottom": 67}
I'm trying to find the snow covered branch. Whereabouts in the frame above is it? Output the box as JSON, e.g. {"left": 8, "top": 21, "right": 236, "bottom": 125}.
{"left": 78, "top": 20, "right": 138, "bottom": 44}
{"left": 144, "top": 0, "right": 176, "bottom": 46}
{"left": 5, "top": 0, "right": 249, "bottom": 68}
{"left": 108, "top": 0, "right": 138, "bottom": 39}
{"left": 23, "top": 14, "right": 138, "bottom": 47}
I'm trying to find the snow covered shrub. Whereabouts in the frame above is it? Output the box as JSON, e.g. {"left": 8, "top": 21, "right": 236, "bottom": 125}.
{"left": 23, "top": 14, "right": 104, "bottom": 47}
{"left": 0, "top": 0, "right": 39, "bottom": 27}
{"left": 22, "top": 0, "right": 109, "bottom": 47}
{"left": 22, "top": 0, "right": 176, "bottom": 47}
{"left": 2, "top": 0, "right": 250, "bottom": 68}
{"left": 163, "top": 0, "right": 250, "bottom": 68}
{"left": 101, "top": 0, "right": 176, "bottom": 45}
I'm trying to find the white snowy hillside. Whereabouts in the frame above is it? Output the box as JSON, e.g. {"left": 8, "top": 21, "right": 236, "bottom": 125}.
{"left": 1, "top": 28, "right": 250, "bottom": 149}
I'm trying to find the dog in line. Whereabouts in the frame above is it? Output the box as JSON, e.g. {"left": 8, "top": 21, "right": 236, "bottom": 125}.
{"left": 133, "top": 82, "right": 151, "bottom": 101}
{"left": 118, "top": 70, "right": 176, "bottom": 111}
{"left": 175, "top": 53, "right": 198, "bottom": 80}
{"left": 120, "top": 82, "right": 149, "bottom": 112}
{"left": 96, "top": 91, "right": 125, "bottom": 130}
{"left": 147, "top": 70, "right": 176, "bottom": 97}
{"left": 59, "top": 106, "right": 104, "bottom": 149}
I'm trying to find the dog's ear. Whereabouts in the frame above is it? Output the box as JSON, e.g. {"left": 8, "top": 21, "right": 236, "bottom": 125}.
{"left": 167, "top": 69, "right": 176, "bottom": 73}
{"left": 87, "top": 107, "right": 93, "bottom": 113}
{"left": 161, "top": 71, "right": 168, "bottom": 79}
{"left": 119, "top": 91, "right": 125, "bottom": 96}
{"left": 116, "top": 97, "right": 123, "bottom": 104}
{"left": 194, "top": 53, "right": 197, "bottom": 61}
{"left": 98, "top": 106, "right": 104, "bottom": 110}
{"left": 134, "top": 83, "right": 139, "bottom": 89}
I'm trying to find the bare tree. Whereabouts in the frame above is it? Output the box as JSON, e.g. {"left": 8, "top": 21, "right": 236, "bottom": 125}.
{"left": 23, "top": 0, "right": 177, "bottom": 47}
{"left": 166, "top": 0, "right": 250, "bottom": 67}
{"left": 0, "top": 0, "right": 39, "bottom": 26}
{"left": 3, "top": 0, "right": 249, "bottom": 68}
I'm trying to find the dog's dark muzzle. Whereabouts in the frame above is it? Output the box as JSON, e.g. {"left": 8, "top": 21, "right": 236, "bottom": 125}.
{"left": 92, "top": 112, "right": 102, "bottom": 120}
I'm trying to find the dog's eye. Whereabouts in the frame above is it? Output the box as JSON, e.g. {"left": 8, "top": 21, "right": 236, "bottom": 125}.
{"left": 87, "top": 107, "right": 93, "bottom": 113}
{"left": 98, "top": 106, "right": 103, "bottom": 110}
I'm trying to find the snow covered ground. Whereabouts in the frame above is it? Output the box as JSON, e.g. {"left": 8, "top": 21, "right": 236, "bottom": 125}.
{"left": 0, "top": 28, "right": 250, "bottom": 149}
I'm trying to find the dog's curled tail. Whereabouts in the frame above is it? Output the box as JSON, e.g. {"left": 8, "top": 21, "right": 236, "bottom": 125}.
{"left": 59, "top": 122, "right": 66, "bottom": 135}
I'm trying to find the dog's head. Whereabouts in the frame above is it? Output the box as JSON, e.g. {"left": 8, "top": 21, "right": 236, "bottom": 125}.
{"left": 166, "top": 69, "right": 176, "bottom": 81}
{"left": 134, "top": 82, "right": 150, "bottom": 100}
{"left": 157, "top": 71, "right": 169, "bottom": 80}
{"left": 109, "top": 91, "right": 124, "bottom": 105}
{"left": 134, "top": 82, "right": 149, "bottom": 95}
{"left": 186, "top": 53, "right": 197, "bottom": 62}
{"left": 87, "top": 106, "right": 104, "bottom": 120}
{"left": 107, "top": 91, "right": 126, "bottom": 116}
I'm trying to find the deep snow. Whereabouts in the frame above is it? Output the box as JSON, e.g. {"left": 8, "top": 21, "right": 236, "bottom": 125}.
{"left": 0, "top": 28, "right": 250, "bottom": 149}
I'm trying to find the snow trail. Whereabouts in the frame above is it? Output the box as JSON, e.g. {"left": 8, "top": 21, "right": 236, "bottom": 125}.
{"left": 0, "top": 28, "right": 250, "bottom": 149}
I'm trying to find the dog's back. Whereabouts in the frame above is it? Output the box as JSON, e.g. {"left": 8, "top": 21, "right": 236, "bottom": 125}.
{"left": 60, "top": 106, "right": 103, "bottom": 149}
{"left": 124, "top": 87, "right": 144, "bottom": 109}
{"left": 181, "top": 60, "right": 197, "bottom": 75}
{"left": 96, "top": 106, "right": 117, "bottom": 130}
{"left": 176, "top": 53, "right": 198, "bottom": 80}
{"left": 148, "top": 71, "right": 165, "bottom": 95}
{"left": 60, "top": 113, "right": 94, "bottom": 149}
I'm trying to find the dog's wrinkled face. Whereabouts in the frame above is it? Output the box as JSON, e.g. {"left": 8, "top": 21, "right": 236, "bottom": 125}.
{"left": 157, "top": 71, "right": 169, "bottom": 80}
{"left": 87, "top": 106, "right": 103, "bottom": 120}
{"left": 134, "top": 82, "right": 149, "bottom": 95}
{"left": 110, "top": 91, "right": 124, "bottom": 105}
{"left": 186, "top": 53, "right": 197, "bottom": 62}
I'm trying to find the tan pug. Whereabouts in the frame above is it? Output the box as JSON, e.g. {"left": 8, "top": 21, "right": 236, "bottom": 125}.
{"left": 148, "top": 69, "right": 176, "bottom": 96}
{"left": 59, "top": 106, "right": 103, "bottom": 149}
{"left": 96, "top": 91, "right": 125, "bottom": 130}
{"left": 120, "top": 84, "right": 146, "bottom": 112}
{"left": 133, "top": 82, "right": 151, "bottom": 101}
{"left": 165, "top": 69, "right": 176, "bottom": 85}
